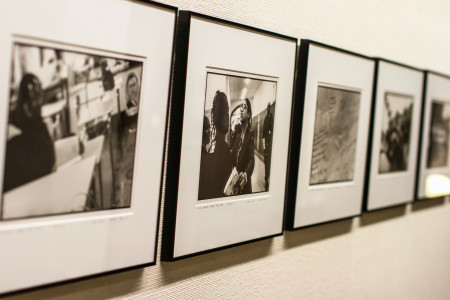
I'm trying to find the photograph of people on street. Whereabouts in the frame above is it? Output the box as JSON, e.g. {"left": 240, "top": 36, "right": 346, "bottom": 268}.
{"left": 198, "top": 71, "right": 276, "bottom": 200}
{"left": 1, "top": 41, "right": 143, "bottom": 220}
{"left": 310, "top": 85, "right": 361, "bottom": 185}
{"left": 427, "top": 100, "right": 450, "bottom": 168}
{"left": 378, "top": 92, "right": 413, "bottom": 173}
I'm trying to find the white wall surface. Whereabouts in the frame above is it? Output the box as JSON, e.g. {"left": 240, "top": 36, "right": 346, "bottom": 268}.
{"left": 5, "top": 0, "right": 450, "bottom": 299}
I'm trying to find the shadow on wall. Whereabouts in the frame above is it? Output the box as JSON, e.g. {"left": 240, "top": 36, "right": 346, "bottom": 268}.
{"left": 159, "top": 238, "right": 273, "bottom": 284}
{"left": 360, "top": 205, "right": 407, "bottom": 227}
{"left": 5, "top": 268, "right": 145, "bottom": 300}
{"left": 412, "top": 196, "right": 446, "bottom": 212}
{"left": 282, "top": 218, "right": 353, "bottom": 250}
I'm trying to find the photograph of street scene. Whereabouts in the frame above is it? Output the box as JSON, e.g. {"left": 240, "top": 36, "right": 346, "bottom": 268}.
{"left": 379, "top": 92, "right": 413, "bottom": 173}
{"left": 1, "top": 41, "right": 143, "bottom": 220}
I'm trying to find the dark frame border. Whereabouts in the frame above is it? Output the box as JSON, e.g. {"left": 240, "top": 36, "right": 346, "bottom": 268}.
{"left": 284, "top": 39, "right": 374, "bottom": 231}
{"left": 414, "top": 70, "right": 450, "bottom": 201}
{"left": 362, "top": 58, "right": 425, "bottom": 212}
{"left": 0, "top": 0, "right": 178, "bottom": 296}
{"left": 161, "top": 10, "right": 298, "bottom": 261}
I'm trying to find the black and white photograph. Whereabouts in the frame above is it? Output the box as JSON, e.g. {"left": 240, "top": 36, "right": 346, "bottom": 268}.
{"left": 1, "top": 41, "right": 143, "bottom": 220}
{"left": 285, "top": 40, "right": 374, "bottom": 229}
{"left": 198, "top": 71, "right": 276, "bottom": 200}
{"left": 0, "top": 0, "right": 175, "bottom": 293}
{"left": 162, "top": 11, "right": 296, "bottom": 260}
{"left": 378, "top": 92, "right": 413, "bottom": 173}
{"left": 363, "top": 59, "right": 423, "bottom": 211}
{"left": 427, "top": 100, "right": 450, "bottom": 168}
{"left": 310, "top": 85, "right": 360, "bottom": 185}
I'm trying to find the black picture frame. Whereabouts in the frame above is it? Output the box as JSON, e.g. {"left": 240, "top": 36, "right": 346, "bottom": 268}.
{"left": 0, "top": 0, "right": 177, "bottom": 295}
{"left": 285, "top": 40, "right": 375, "bottom": 230}
{"left": 362, "top": 58, "right": 424, "bottom": 211}
{"left": 415, "top": 70, "right": 450, "bottom": 200}
{"left": 162, "top": 11, "right": 298, "bottom": 261}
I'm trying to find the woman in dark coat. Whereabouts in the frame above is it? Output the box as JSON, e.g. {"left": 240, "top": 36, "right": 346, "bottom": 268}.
{"left": 3, "top": 74, "right": 55, "bottom": 192}
{"left": 231, "top": 98, "right": 254, "bottom": 194}
{"left": 198, "top": 91, "right": 232, "bottom": 199}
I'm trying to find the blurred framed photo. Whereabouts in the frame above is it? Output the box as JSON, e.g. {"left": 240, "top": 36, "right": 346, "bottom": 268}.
{"left": 363, "top": 59, "right": 424, "bottom": 211}
{"left": 285, "top": 40, "right": 375, "bottom": 230}
{"left": 162, "top": 11, "right": 297, "bottom": 260}
{"left": 0, "top": 0, "right": 176, "bottom": 294}
{"left": 416, "top": 72, "right": 450, "bottom": 199}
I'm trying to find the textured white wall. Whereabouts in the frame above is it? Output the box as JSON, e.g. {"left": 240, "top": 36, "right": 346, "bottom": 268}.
{"left": 6, "top": 0, "right": 450, "bottom": 299}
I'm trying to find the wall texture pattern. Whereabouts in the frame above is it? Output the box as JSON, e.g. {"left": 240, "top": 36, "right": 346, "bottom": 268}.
{"left": 4, "top": 0, "right": 450, "bottom": 299}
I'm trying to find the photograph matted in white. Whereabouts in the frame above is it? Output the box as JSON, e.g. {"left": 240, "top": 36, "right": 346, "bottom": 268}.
{"left": 417, "top": 72, "right": 450, "bottom": 199}
{"left": 0, "top": 0, "right": 175, "bottom": 294}
{"left": 164, "top": 13, "right": 296, "bottom": 260}
{"left": 365, "top": 60, "right": 423, "bottom": 211}
{"left": 291, "top": 41, "right": 374, "bottom": 229}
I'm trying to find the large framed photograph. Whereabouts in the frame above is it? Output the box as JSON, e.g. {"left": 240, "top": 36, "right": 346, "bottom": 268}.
{"left": 363, "top": 59, "right": 424, "bottom": 211}
{"left": 285, "top": 40, "right": 375, "bottom": 229}
{"left": 162, "top": 12, "right": 297, "bottom": 260}
{"left": 0, "top": 0, "right": 176, "bottom": 294}
{"left": 417, "top": 72, "right": 450, "bottom": 199}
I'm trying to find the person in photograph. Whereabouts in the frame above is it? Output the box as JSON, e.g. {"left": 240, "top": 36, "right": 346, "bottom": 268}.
{"left": 199, "top": 91, "right": 232, "bottom": 199}
{"left": 101, "top": 59, "right": 115, "bottom": 92}
{"left": 231, "top": 98, "right": 255, "bottom": 194}
{"left": 3, "top": 73, "right": 55, "bottom": 192}
{"left": 201, "top": 116, "right": 211, "bottom": 153}
{"left": 122, "top": 72, "right": 140, "bottom": 130}
{"left": 263, "top": 102, "right": 273, "bottom": 190}
{"left": 198, "top": 116, "right": 213, "bottom": 199}
{"left": 427, "top": 102, "right": 450, "bottom": 168}
{"left": 385, "top": 117, "right": 405, "bottom": 171}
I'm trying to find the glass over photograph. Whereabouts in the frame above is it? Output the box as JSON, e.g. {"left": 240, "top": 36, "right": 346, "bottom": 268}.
{"left": 310, "top": 85, "right": 361, "bottom": 185}
{"left": 379, "top": 92, "right": 413, "bottom": 173}
{"left": 427, "top": 100, "right": 450, "bottom": 168}
{"left": 198, "top": 71, "right": 277, "bottom": 200}
{"left": 1, "top": 41, "right": 143, "bottom": 220}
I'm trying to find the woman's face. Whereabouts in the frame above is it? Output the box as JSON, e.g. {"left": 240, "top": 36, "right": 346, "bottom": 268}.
{"left": 126, "top": 76, "right": 139, "bottom": 101}
{"left": 240, "top": 103, "right": 249, "bottom": 122}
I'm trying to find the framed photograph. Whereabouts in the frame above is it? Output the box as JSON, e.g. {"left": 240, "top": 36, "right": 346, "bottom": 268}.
{"left": 416, "top": 72, "right": 450, "bottom": 199}
{"left": 363, "top": 59, "right": 424, "bottom": 211}
{"left": 162, "top": 11, "right": 297, "bottom": 260}
{"left": 0, "top": 0, "right": 176, "bottom": 294}
{"left": 285, "top": 40, "right": 375, "bottom": 230}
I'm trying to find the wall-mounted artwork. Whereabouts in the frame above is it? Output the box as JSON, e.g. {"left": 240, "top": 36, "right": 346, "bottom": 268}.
{"left": 162, "top": 11, "right": 297, "bottom": 260}
{"left": 364, "top": 59, "right": 424, "bottom": 211}
{"left": 417, "top": 72, "right": 450, "bottom": 199}
{"left": 285, "top": 40, "right": 375, "bottom": 230}
{"left": 0, "top": 0, "right": 176, "bottom": 294}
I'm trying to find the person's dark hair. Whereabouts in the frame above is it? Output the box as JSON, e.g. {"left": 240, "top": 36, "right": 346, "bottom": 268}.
{"left": 245, "top": 98, "right": 252, "bottom": 124}
{"left": 211, "top": 90, "right": 229, "bottom": 134}
{"left": 14, "top": 73, "right": 43, "bottom": 126}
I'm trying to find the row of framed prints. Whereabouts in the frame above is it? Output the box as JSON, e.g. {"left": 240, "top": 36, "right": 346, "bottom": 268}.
{"left": 0, "top": 0, "right": 449, "bottom": 294}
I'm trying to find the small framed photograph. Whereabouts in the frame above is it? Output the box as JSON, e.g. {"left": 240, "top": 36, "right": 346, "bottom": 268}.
{"left": 285, "top": 40, "right": 375, "bottom": 229}
{"left": 0, "top": 0, "right": 176, "bottom": 294}
{"left": 363, "top": 59, "right": 424, "bottom": 211}
{"left": 417, "top": 72, "right": 450, "bottom": 199}
{"left": 162, "top": 11, "right": 297, "bottom": 260}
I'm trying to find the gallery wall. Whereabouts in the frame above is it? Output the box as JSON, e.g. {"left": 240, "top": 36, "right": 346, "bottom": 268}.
{"left": 5, "top": 0, "right": 450, "bottom": 299}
